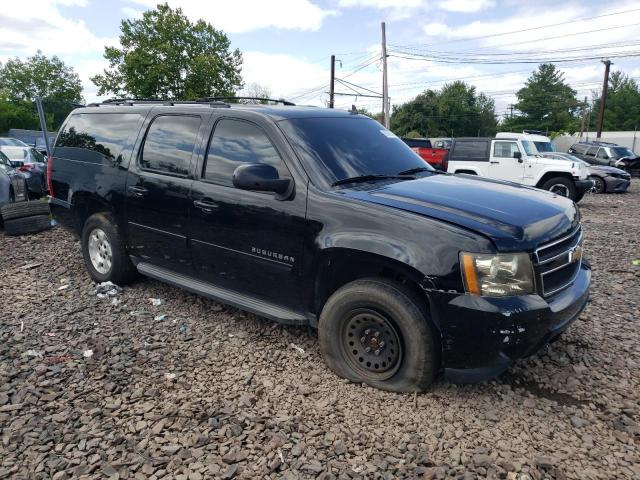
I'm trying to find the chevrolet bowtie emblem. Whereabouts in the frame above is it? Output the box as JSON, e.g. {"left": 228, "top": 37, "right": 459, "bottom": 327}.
{"left": 568, "top": 245, "right": 583, "bottom": 263}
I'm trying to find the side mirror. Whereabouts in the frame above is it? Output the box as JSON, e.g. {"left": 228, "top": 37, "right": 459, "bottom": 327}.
{"left": 513, "top": 151, "right": 523, "bottom": 163}
{"left": 232, "top": 163, "right": 292, "bottom": 197}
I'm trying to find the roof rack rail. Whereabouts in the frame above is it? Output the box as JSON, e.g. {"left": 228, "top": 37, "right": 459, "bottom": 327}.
{"left": 199, "top": 96, "right": 296, "bottom": 106}
{"left": 87, "top": 98, "right": 231, "bottom": 108}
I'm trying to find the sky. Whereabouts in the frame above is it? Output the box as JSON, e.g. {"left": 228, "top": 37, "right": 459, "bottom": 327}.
{"left": 2, "top": 0, "right": 640, "bottom": 122}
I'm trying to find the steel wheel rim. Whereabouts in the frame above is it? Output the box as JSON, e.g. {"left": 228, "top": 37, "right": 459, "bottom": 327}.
{"left": 340, "top": 308, "right": 402, "bottom": 381}
{"left": 549, "top": 183, "right": 570, "bottom": 197}
{"left": 88, "top": 228, "right": 113, "bottom": 274}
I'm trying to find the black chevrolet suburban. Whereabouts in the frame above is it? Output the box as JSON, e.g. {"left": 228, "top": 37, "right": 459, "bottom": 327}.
{"left": 49, "top": 100, "right": 591, "bottom": 391}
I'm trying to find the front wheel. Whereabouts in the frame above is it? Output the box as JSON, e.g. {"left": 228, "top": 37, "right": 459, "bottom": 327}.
{"left": 590, "top": 176, "right": 605, "bottom": 194}
{"left": 541, "top": 177, "right": 577, "bottom": 201}
{"left": 318, "top": 278, "right": 439, "bottom": 392}
{"left": 81, "top": 212, "right": 137, "bottom": 284}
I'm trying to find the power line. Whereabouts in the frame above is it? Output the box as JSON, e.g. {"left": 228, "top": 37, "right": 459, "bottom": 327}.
{"left": 388, "top": 7, "right": 640, "bottom": 49}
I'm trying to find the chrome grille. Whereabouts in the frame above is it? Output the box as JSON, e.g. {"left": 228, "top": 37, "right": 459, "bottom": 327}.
{"left": 533, "top": 226, "right": 583, "bottom": 297}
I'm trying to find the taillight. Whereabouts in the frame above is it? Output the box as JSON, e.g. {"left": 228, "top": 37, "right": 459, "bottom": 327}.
{"left": 18, "top": 164, "right": 34, "bottom": 172}
{"left": 46, "top": 156, "right": 54, "bottom": 197}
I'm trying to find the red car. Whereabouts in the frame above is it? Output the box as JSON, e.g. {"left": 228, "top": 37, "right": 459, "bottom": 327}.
{"left": 401, "top": 138, "right": 449, "bottom": 171}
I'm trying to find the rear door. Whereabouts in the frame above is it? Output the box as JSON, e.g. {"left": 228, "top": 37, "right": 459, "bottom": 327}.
{"left": 188, "top": 114, "right": 307, "bottom": 310}
{"left": 583, "top": 146, "right": 598, "bottom": 165}
{"left": 125, "top": 111, "right": 209, "bottom": 273}
{"left": 489, "top": 140, "right": 525, "bottom": 182}
{"left": 447, "top": 139, "right": 490, "bottom": 175}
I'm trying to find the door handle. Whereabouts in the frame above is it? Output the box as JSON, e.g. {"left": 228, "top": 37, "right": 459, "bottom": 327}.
{"left": 193, "top": 199, "right": 218, "bottom": 213}
{"left": 490, "top": 161, "right": 500, "bottom": 164}
{"left": 127, "top": 185, "right": 148, "bottom": 197}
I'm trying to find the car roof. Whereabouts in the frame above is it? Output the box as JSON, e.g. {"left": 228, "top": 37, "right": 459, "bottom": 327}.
{"left": 73, "top": 103, "right": 362, "bottom": 122}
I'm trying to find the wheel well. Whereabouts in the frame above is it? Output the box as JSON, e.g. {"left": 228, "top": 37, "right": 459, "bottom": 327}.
{"left": 454, "top": 170, "right": 477, "bottom": 175}
{"left": 312, "top": 249, "right": 428, "bottom": 316}
{"left": 71, "top": 193, "right": 115, "bottom": 234}
{"left": 536, "top": 172, "right": 573, "bottom": 188}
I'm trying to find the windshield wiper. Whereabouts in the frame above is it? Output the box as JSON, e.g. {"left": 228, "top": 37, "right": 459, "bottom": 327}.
{"left": 397, "top": 167, "right": 434, "bottom": 175}
{"left": 331, "top": 174, "right": 414, "bottom": 187}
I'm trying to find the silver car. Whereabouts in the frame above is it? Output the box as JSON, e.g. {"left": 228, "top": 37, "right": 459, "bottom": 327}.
{"left": 0, "top": 151, "right": 28, "bottom": 205}
{"left": 540, "top": 152, "right": 630, "bottom": 193}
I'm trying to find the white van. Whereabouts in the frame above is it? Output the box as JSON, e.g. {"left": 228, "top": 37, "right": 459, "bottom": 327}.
{"left": 496, "top": 131, "right": 554, "bottom": 153}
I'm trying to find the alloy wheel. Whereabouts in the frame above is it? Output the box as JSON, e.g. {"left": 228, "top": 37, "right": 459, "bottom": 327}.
{"left": 88, "top": 228, "right": 113, "bottom": 274}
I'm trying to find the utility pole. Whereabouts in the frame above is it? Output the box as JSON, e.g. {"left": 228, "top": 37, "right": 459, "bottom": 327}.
{"left": 35, "top": 97, "right": 51, "bottom": 157}
{"left": 596, "top": 59, "right": 612, "bottom": 140}
{"left": 578, "top": 96, "right": 588, "bottom": 140}
{"left": 329, "top": 55, "right": 335, "bottom": 109}
{"left": 509, "top": 104, "right": 514, "bottom": 120}
{"left": 381, "top": 22, "right": 389, "bottom": 128}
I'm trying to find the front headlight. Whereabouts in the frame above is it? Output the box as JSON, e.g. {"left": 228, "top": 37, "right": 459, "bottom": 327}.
{"left": 460, "top": 252, "right": 535, "bottom": 297}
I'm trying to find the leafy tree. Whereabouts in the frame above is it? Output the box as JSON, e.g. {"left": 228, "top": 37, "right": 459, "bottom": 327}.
{"left": 240, "top": 82, "right": 272, "bottom": 103}
{"left": 591, "top": 71, "right": 640, "bottom": 131}
{"left": 92, "top": 3, "right": 243, "bottom": 100}
{"left": 502, "top": 64, "right": 581, "bottom": 133}
{"left": 390, "top": 81, "right": 497, "bottom": 137}
{"left": 0, "top": 51, "right": 83, "bottom": 130}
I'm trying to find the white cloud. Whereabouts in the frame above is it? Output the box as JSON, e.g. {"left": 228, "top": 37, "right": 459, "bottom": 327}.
{"left": 338, "top": 0, "right": 424, "bottom": 7}
{"left": 126, "top": 0, "right": 335, "bottom": 33}
{"left": 0, "top": 0, "right": 114, "bottom": 57}
{"left": 435, "top": 0, "right": 495, "bottom": 13}
{"left": 121, "top": 6, "right": 144, "bottom": 19}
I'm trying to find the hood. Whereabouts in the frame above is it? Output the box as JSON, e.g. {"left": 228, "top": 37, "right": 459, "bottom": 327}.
{"left": 535, "top": 155, "right": 588, "bottom": 179}
{"left": 343, "top": 174, "right": 579, "bottom": 252}
{"left": 588, "top": 165, "right": 629, "bottom": 175}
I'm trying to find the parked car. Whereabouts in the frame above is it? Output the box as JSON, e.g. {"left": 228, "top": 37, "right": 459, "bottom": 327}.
{"left": 0, "top": 151, "right": 28, "bottom": 206}
{"left": 0, "top": 137, "right": 29, "bottom": 147}
{"left": 432, "top": 138, "right": 452, "bottom": 149}
{"left": 540, "top": 152, "right": 630, "bottom": 193}
{"left": 50, "top": 100, "right": 590, "bottom": 391}
{"left": 0, "top": 146, "right": 48, "bottom": 198}
{"left": 447, "top": 137, "right": 593, "bottom": 202}
{"left": 568, "top": 141, "right": 640, "bottom": 175}
{"left": 401, "top": 137, "right": 448, "bottom": 170}
{"left": 496, "top": 131, "right": 554, "bottom": 153}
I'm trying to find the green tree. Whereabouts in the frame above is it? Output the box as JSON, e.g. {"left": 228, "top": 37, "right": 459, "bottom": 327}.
{"left": 0, "top": 51, "right": 83, "bottom": 130}
{"left": 591, "top": 71, "right": 640, "bottom": 132}
{"left": 390, "top": 81, "right": 497, "bottom": 137}
{"left": 502, "top": 64, "right": 581, "bottom": 133}
{"left": 92, "top": 3, "right": 243, "bottom": 100}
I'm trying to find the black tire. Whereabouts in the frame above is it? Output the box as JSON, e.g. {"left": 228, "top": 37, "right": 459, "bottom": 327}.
{"left": 0, "top": 200, "right": 50, "bottom": 221}
{"left": 590, "top": 175, "right": 605, "bottom": 194}
{"left": 318, "top": 278, "right": 439, "bottom": 392}
{"left": 541, "top": 177, "right": 577, "bottom": 200}
{"left": 81, "top": 212, "right": 137, "bottom": 284}
{"left": 4, "top": 214, "right": 51, "bottom": 236}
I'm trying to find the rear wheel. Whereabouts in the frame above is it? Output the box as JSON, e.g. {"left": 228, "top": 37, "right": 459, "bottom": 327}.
{"left": 319, "top": 278, "right": 439, "bottom": 392}
{"left": 541, "top": 177, "right": 576, "bottom": 200}
{"left": 590, "top": 175, "right": 605, "bottom": 194}
{"left": 81, "top": 212, "right": 137, "bottom": 284}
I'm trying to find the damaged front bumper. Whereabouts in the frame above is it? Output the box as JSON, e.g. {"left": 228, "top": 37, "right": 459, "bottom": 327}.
{"left": 428, "top": 261, "right": 591, "bottom": 383}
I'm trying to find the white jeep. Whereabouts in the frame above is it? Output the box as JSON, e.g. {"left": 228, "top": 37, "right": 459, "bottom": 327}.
{"left": 447, "top": 136, "right": 592, "bottom": 202}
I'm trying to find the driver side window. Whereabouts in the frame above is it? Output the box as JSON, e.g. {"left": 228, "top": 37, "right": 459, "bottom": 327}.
{"left": 493, "top": 142, "right": 520, "bottom": 158}
{"left": 203, "top": 119, "right": 288, "bottom": 187}
{"left": 596, "top": 148, "right": 609, "bottom": 159}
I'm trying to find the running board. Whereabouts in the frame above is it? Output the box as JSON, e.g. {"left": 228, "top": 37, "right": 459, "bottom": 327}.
{"left": 136, "top": 262, "right": 308, "bottom": 326}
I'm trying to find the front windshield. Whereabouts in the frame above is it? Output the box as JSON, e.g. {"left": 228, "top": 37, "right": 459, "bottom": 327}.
{"left": 611, "top": 147, "right": 634, "bottom": 158}
{"left": 0, "top": 138, "right": 27, "bottom": 147}
{"left": 279, "top": 116, "right": 433, "bottom": 185}
{"left": 533, "top": 141, "right": 554, "bottom": 152}
{"left": 521, "top": 140, "right": 539, "bottom": 156}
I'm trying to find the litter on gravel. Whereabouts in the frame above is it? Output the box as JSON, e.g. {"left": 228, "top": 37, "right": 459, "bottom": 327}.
{"left": 96, "top": 281, "right": 122, "bottom": 298}
{"left": 149, "top": 298, "right": 163, "bottom": 306}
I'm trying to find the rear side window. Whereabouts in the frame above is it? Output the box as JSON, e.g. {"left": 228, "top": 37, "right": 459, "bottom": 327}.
{"left": 596, "top": 148, "right": 609, "bottom": 159}
{"left": 493, "top": 141, "right": 520, "bottom": 158}
{"left": 54, "top": 113, "right": 141, "bottom": 164}
{"left": 203, "top": 119, "right": 286, "bottom": 186}
{"left": 140, "top": 115, "right": 201, "bottom": 176}
{"left": 569, "top": 144, "right": 587, "bottom": 154}
{"left": 585, "top": 147, "right": 598, "bottom": 157}
{"left": 451, "top": 140, "right": 489, "bottom": 161}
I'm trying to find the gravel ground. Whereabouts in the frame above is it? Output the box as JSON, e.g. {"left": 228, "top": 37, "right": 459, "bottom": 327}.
{"left": 1, "top": 183, "right": 639, "bottom": 480}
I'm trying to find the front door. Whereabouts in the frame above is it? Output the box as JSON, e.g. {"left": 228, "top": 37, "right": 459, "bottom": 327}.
{"left": 125, "top": 113, "right": 205, "bottom": 273}
{"left": 189, "top": 116, "right": 307, "bottom": 310}
{"left": 490, "top": 141, "right": 525, "bottom": 182}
